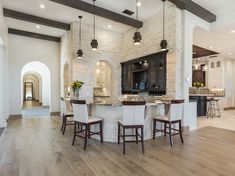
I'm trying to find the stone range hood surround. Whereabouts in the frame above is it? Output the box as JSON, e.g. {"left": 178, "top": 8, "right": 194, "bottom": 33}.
{"left": 60, "top": 1, "right": 183, "bottom": 100}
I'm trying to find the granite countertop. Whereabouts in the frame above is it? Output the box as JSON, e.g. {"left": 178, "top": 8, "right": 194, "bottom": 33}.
{"left": 189, "top": 94, "right": 215, "bottom": 97}
{"left": 90, "top": 100, "right": 168, "bottom": 106}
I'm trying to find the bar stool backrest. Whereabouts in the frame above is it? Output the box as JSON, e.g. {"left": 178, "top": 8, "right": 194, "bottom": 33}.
{"left": 168, "top": 99, "right": 184, "bottom": 121}
{"left": 122, "top": 101, "right": 146, "bottom": 125}
{"left": 61, "top": 97, "right": 72, "bottom": 115}
{"left": 71, "top": 100, "right": 88, "bottom": 123}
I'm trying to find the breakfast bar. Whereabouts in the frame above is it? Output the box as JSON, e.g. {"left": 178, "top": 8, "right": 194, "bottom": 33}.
{"left": 89, "top": 101, "right": 166, "bottom": 142}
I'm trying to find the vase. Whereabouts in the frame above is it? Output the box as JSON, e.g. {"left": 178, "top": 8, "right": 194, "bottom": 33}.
{"left": 72, "top": 89, "right": 80, "bottom": 100}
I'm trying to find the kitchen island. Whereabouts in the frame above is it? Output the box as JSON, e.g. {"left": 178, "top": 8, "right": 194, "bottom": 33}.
{"left": 88, "top": 100, "right": 166, "bottom": 142}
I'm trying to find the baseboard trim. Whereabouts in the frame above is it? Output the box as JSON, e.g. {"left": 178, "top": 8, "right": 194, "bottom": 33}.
{"left": 50, "top": 112, "right": 60, "bottom": 116}
{"left": 8, "top": 114, "right": 23, "bottom": 120}
{"left": 224, "top": 107, "right": 235, "bottom": 111}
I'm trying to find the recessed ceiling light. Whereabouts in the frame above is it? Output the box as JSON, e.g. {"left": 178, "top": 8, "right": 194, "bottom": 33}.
{"left": 108, "top": 25, "right": 112, "bottom": 28}
{"left": 137, "top": 2, "right": 141, "bottom": 6}
{"left": 230, "top": 30, "right": 235, "bottom": 34}
{"left": 36, "top": 25, "right": 40, "bottom": 29}
{"left": 209, "top": 46, "right": 213, "bottom": 49}
{"left": 229, "top": 52, "right": 232, "bottom": 56}
{"left": 40, "top": 4, "right": 45, "bottom": 9}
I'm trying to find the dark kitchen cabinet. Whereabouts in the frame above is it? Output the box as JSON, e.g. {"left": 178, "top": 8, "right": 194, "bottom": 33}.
{"left": 121, "top": 51, "right": 167, "bottom": 95}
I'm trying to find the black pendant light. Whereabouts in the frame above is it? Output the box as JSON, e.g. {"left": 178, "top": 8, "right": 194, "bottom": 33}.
{"left": 77, "top": 16, "right": 83, "bottom": 59}
{"left": 160, "top": 0, "right": 168, "bottom": 51}
{"left": 91, "top": 0, "right": 98, "bottom": 51}
{"left": 133, "top": 0, "right": 142, "bottom": 45}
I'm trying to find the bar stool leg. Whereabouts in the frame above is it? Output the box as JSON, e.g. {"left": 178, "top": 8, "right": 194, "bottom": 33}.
{"left": 153, "top": 119, "right": 156, "bottom": 140}
{"left": 141, "top": 126, "right": 145, "bottom": 153}
{"left": 169, "top": 123, "right": 173, "bottom": 146}
{"left": 136, "top": 128, "right": 138, "bottom": 144}
{"left": 164, "top": 123, "right": 167, "bottom": 137}
{"left": 117, "top": 123, "right": 120, "bottom": 144}
{"left": 62, "top": 117, "right": 67, "bottom": 135}
{"left": 179, "top": 120, "right": 184, "bottom": 143}
{"left": 100, "top": 121, "right": 103, "bottom": 143}
{"left": 61, "top": 114, "right": 64, "bottom": 131}
{"left": 72, "top": 122, "right": 77, "bottom": 145}
{"left": 123, "top": 127, "right": 126, "bottom": 154}
{"left": 84, "top": 124, "right": 88, "bottom": 150}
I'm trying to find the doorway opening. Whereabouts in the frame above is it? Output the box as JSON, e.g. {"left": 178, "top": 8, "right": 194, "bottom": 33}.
{"left": 93, "top": 61, "right": 112, "bottom": 100}
{"left": 21, "top": 61, "right": 51, "bottom": 117}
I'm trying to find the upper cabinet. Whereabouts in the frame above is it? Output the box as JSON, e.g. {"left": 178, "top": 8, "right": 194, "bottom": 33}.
{"left": 121, "top": 51, "right": 167, "bottom": 96}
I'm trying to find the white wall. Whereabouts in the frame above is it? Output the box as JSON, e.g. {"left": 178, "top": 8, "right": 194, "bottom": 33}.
{"left": 206, "top": 57, "right": 235, "bottom": 108}
{"left": 0, "top": 1, "right": 9, "bottom": 127}
{"left": 8, "top": 35, "right": 60, "bottom": 115}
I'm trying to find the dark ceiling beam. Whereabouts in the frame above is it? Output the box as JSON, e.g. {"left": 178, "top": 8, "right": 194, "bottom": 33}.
{"left": 49, "top": 0, "right": 143, "bottom": 28}
{"left": 3, "top": 8, "right": 70, "bottom": 31}
{"left": 8, "top": 28, "right": 61, "bottom": 42}
{"left": 168, "top": 0, "right": 216, "bottom": 23}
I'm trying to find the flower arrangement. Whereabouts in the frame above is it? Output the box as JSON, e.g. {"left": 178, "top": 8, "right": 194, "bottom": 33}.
{"left": 193, "top": 82, "right": 204, "bottom": 88}
{"left": 71, "top": 80, "right": 84, "bottom": 92}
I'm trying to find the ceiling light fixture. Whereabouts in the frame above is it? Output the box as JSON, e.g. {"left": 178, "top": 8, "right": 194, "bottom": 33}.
{"left": 229, "top": 52, "right": 232, "bottom": 56}
{"left": 40, "top": 4, "right": 45, "bottom": 9}
{"left": 91, "top": 0, "right": 98, "bottom": 51}
{"left": 108, "top": 25, "right": 112, "bottom": 28}
{"left": 230, "top": 30, "right": 235, "bottom": 34}
{"left": 209, "top": 46, "right": 213, "bottom": 49}
{"left": 133, "top": 0, "right": 142, "bottom": 45}
{"left": 36, "top": 25, "right": 40, "bottom": 29}
{"left": 137, "top": 1, "right": 141, "bottom": 6}
{"left": 160, "top": 0, "right": 167, "bottom": 51}
{"left": 77, "top": 16, "right": 83, "bottom": 59}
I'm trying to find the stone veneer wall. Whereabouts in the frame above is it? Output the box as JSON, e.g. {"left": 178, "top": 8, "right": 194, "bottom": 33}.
{"left": 70, "top": 23, "right": 122, "bottom": 100}
{"left": 121, "top": 2, "right": 183, "bottom": 97}
{"left": 60, "top": 2, "right": 183, "bottom": 100}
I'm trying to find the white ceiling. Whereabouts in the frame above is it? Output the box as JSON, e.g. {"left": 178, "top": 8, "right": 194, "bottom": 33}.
{"left": 193, "top": 0, "right": 235, "bottom": 59}
{"left": 1, "top": 0, "right": 162, "bottom": 36}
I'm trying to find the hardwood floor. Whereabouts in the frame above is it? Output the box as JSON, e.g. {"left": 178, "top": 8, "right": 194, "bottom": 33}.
{"left": 1, "top": 116, "right": 235, "bottom": 176}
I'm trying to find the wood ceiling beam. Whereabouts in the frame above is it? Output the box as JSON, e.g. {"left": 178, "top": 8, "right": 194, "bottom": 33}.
{"left": 8, "top": 28, "right": 61, "bottom": 42}
{"left": 3, "top": 8, "right": 70, "bottom": 31}
{"left": 49, "top": 0, "right": 143, "bottom": 28}
{"left": 168, "top": 0, "right": 216, "bottom": 23}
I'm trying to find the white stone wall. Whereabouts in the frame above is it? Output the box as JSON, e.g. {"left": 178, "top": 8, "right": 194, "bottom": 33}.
{"left": 60, "top": 2, "right": 184, "bottom": 100}
{"left": 70, "top": 22, "right": 122, "bottom": 100}
{"left": 121, "top": 3, "right": 183, "bottom": 98}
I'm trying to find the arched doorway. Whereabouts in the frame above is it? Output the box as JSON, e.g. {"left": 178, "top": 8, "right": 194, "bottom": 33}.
{"left": 21, "top": 61, "right": 51, "bottom": 117}
{"left": 93, "top": 60, "right": 112, "bottom": 99}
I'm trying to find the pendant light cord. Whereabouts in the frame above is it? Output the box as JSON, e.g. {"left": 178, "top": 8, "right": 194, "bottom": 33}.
{"left": 79, "top": 17, "right": 82, "bottom": 49}
{"left": 163, "top": 0, "right": 165, "bottom": 40}
{"left": 136, "top": 0, "right": 139, "bottom": 32}
{"left": 93, "top": 0, "right": 96, "bottom": 39}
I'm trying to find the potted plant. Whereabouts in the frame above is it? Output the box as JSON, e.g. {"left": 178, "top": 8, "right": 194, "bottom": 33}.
{"left": 193, "top": 82, "right": 204, "bottom": 94}
{"left": 71, "top": 80, "right": 84, "bottom": 99}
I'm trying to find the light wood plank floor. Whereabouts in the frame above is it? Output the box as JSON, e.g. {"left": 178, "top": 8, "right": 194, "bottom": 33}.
{"left": 1, "top": 116, "right": 235, "bottom": 176}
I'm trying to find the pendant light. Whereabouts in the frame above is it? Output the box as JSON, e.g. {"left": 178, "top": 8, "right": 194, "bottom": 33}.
{"left": 160, "top": 0, "right": 168, "bottom": 51}
{"left": 77, "top": 16, "right": 83, "bottom": 59}
{"left": 133, "top": 0, "right": 142, "bottom": 45}
{"left": 91, "top": 0, "right": 98, "bottom": 51}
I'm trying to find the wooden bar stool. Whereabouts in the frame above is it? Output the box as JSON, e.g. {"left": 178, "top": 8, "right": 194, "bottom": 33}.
{"left": 153, "top": 100, "right": 184, "bottom": 146}
{"left": 60, "top": 97, "right": 74, "bottom": 135}
{"left": 118, "top": 101, "right": 146, "bottom": 155}
{"left": 71, "top": 100, "right": 103, "bottom": 150}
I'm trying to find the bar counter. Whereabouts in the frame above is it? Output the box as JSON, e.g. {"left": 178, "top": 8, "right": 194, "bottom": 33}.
{"left": 88, "top": 100, "right": 167, "bottom": 142}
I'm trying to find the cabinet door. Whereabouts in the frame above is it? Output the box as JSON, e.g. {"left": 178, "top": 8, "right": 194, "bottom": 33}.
{"left": 122, "top": 64, "right": 133, "bottom": 91}
{"left": 148, "top": 59, "right": 156, "bottom": 90}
